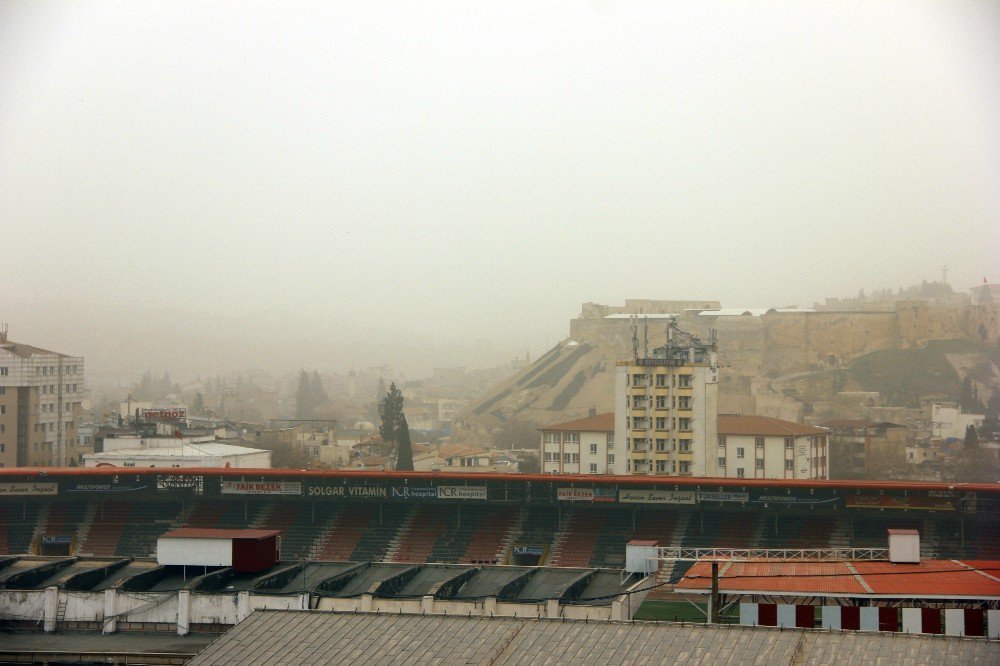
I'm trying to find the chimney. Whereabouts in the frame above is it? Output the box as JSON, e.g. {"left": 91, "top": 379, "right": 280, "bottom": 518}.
{"left": 0, "top": 324, "right": 7, "bottom": 344}
{"left": 588, "top": 406, "right": 597, "bottom": 417}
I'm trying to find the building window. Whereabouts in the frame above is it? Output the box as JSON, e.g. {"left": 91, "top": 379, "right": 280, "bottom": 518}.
{"left": 755, "top": 437, "right": 765, "bottom": 448}
{"left": 565, "top": 433, "right": 580, "bottom": 444}
{"left": 785, "top": 459, "right": 794, "bottom": 471}
{"left": 655, "top": 438, "right": 666, "bottom": 452}
{"left": 736, "top": 447, "right": 744, "bottom": 459}
{"left": 563, "top": 453, "right": 571, "bottom": 463}
{"left": 677, "top": 397, "right": 692, "bottom": 410}
{"left": 717, "top": 457, "right": 726, "bottom": 467}
{"left": 543, "top": 432, "right": 560, "bottom": 444}
{"left": 655, "top": 395, "right": 667, "bottom": 409}
{"left": 718, "top": 436, "right": 726, "bottom": 448}
{"left": 755, "top": 459, "right": 764, "bottom": 470}
{"left": 736, "top": 467, "right": 745, "bottom": 478}
{"left": 631, "top": 374, "right": 645, "bottom": 387}
{"left": 0, "top": 367, "right": 7, "bottom": 376}
{"left": 679, "top": 461, "right": 691, "bottom": 473}
{"left": 678, "top": 418, "right": 691, "bottom": 431}
{"left": 655, "top": 460, "right": 666, "bottom": 472}
{"left": 655, "top": 374, "right": 666, "bottom": 387}
{"left": 607, "top": 454, "right": 615, "bottom": 465}
{"left": 589, "top": 463, "right": 598, "bottom": 473}
{"left": 0, "top": 386, "right": 5, "bottom": 394}
{"left": 785, "top": 437, "right": 794, "bottom": 450}
{"left": 589, "top": 442, "right": 598, "bottom": 455}
{"left": 571, "top": 453, "right": 580, "bottom": 464}
{"left": 677, "top": 374, "right": 691, "bottom": 388}
{"left": 655, "top": 417, "right": 666, "bottom": 430}
{"left": 0, "top": 405, "right": 4, "bottom": 415}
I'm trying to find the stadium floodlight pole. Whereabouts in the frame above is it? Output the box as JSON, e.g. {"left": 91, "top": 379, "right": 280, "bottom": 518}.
{"left": 709, "top": 561, "right": 720, "bottom": 624}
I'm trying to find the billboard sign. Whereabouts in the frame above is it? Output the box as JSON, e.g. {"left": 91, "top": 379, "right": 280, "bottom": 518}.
{"left": 557, "top": 487, "right": 595, "bottom": 502}
{"left": 0, "top": 482, "right": 58, "bottom": 496}
{"left": 619, "top": 489, "right": 696, "bottom": 504}
{"left": 222, "top": 480, "right": 302, "bottom": 495}
{"left": 437, "top": 485, "right": 487, "bottom": 500}
{"left": 141, "top": 406, "right": 188, "bottom": 422}
{"left": 751, "top": 492, "right": 839, "bottom": 506}
{"left": 66, "top": 479, "right": 149, "bottom": 493}
{"left": 697, "top": 491, "right": 749, "bottom": 503}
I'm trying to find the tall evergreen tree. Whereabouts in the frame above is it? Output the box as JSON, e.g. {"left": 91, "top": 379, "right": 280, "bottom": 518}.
{"left": 396, "top": 414, "right": 414, "bottom": 471}
{"left": 379, "top": 382, "right": 415, "bottom": 469}
{"left": 295, "top": 370, "right": 313, "bottom": 419}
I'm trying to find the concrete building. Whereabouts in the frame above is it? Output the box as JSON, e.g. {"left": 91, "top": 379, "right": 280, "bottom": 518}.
{"left": 931, "top": 404, "right": 984, "bottom": 441}
{"left": 820, "top": 419, "right": 907, "bottom": 479}
{"left": 540, "top": 411, "right": 622, "bottom": 475}
{"left": 0, "top": 329, "right": 86, "bottom": 467}
{"left": 716, "top": 415, "right": 829, "bottom": 480}
{"left": 85, "top": 433, "right": 270, "bottom": 468}
{"left": 614, "top": 321, "right": 718, "bottom": 476}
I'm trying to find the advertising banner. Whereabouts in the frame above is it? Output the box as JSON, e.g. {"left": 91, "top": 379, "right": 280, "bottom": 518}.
{"left": 697, "top": 491, "right": 749, "bottom": 503}
{"left": 437, "top": 485, "right": 487, "bottom": 500}
{"left": 557, "top": 487, "right": 595, "bottom": 502}
{"left": 66, "top": 479, "right": 149, "bottom": 493}
{"left": 594, "top": 487, "right": 617, "bottom": 502}
{"left": 619, "top": 489, "right": 696, "bottom": 504}
{"left": 846, "top": 492, "right": 954, "bottom": 511}
{"left": 0, "top": 482, "right": 58, "bottom": 496}
{"left": 391, "top": 486, "right": 437, "bottom": 499}
{"left": 305, "top": 483, "right": 388, "bottom": 498}
{"left": 751, "top": 492, "right": 839, "bottom": 506}
{"left": 222, "top": 480, "right": 302, "bottom": 495}
{"left": 513, "top": 545, "right": 545, "bottom": 556}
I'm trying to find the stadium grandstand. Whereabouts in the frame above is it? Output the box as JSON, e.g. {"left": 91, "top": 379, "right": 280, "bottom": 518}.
{"left": 1, "top": 467, "right": 999, "bottom": 641}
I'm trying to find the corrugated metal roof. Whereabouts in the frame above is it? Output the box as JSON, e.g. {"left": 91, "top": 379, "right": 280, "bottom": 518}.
{"left": 160, "top": 528, "right": 281, "bottom": 540}
{"left": 188, "top": 611, "right": 998, "bottom": 665}
{"left": 677, "top": 558, "right": 1000, "bottom": 599}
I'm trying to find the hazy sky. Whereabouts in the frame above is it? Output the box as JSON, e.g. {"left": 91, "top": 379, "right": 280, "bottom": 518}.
{"left": 2, "top": 1, "right": 998, "bottom": 379}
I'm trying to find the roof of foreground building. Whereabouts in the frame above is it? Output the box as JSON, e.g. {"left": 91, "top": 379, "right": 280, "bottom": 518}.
{"left": 676, "top": 559, "right": 1000, "bottom": 600}
{"left": 188, "top": 610, "right": 998, "bottom": 666}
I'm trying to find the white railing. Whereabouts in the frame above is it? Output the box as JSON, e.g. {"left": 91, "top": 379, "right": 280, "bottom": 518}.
{"left": 657, "top": 547, "right": 888, "bottom": 562}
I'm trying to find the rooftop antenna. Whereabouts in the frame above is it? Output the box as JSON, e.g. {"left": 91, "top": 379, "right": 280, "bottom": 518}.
{"left": 642, "top": 316, "right": 649, "bottom": 358}
{"left": 630, "top": 315, "right": 639, "bottom": 362}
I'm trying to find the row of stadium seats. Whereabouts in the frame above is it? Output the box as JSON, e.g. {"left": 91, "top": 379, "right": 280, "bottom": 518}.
{"left": 2, "top": 498, "right": 998, "bottom": 567}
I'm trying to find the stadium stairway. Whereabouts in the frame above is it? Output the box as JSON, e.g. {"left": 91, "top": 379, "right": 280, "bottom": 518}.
{"left": 116, "top": 500, "right": 184, "bottom": 557}
{"left": 350, "top": 505, "right": 411, "bottom": 562}
{"left": 508, "top": 506, "right": 560, "bottom": 565}
{"left": 549, "top": 509, "right": 606, "bottom": 568}
{"left": 0, "top": 501, "right": 42, "bottom": 555}
{"left": 79, "top": 501, "right": 131, "bottom": 556}
{"left": 36, "top": 501, "right": 89, "bottom": 552}
{"left": 458, "top": 506, "right": 520, "bottom": 564}
{"left": 391, "top": 505, "right": 455, "bottom": 563}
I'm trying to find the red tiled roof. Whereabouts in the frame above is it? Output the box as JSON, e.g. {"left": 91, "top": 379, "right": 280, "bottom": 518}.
{"left": 541, "top": 413, "right": 615, "bottom": 433}
{"left": 718, "top": 415, "right": 828, "bottom": 437}
{"left": 677, "top": 558, "right": 1000, "bottom": 599}
{"left": 160, "top": 528, "right": 281, "bottom": 540}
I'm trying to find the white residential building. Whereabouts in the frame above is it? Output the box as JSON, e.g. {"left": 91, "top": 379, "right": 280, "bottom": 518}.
{"left": 930, "top": 404, "right": 985, "bottom": 441}
{"left": 716, "top": 415, "right": 829, "bottom": 480}
{"left": 540, "top": 411, "right": 624, "bottom": 475}
{"left": 0, "top": 329, "right": 86, "bottom": 467}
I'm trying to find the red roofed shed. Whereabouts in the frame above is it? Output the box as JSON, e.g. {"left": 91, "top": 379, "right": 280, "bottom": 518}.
{"left": 157, "top": 528, "right": 280, "bottom": 573}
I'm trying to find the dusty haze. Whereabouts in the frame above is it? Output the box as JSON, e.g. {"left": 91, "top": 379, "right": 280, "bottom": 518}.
{"left": 1, "top": 1, "right": 998, "bottom": 381}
